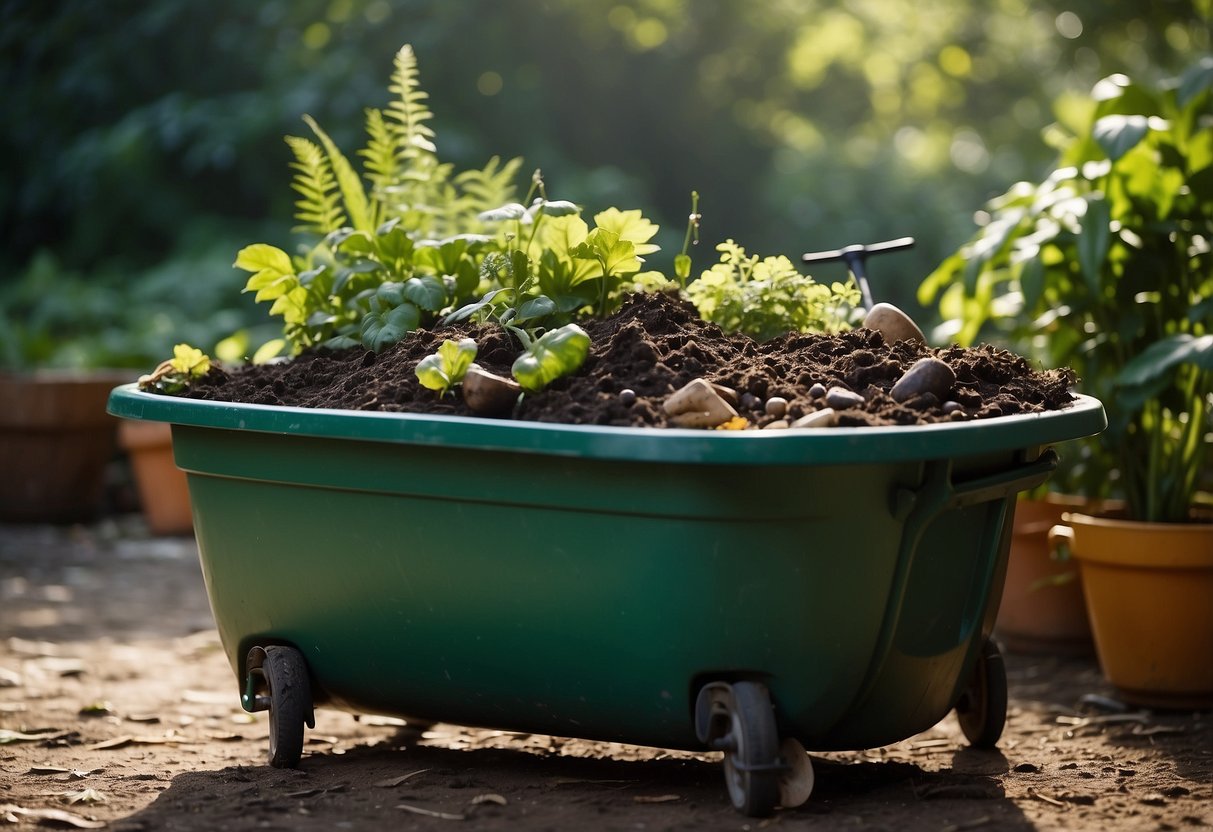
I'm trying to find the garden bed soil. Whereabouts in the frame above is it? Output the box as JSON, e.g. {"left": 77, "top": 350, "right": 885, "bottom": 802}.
{"left": 182, "top": 292, "right": 1076, "bottom": 426}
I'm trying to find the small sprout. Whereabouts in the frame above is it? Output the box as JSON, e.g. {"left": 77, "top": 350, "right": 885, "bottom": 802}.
{"left": 415, "top": 338, "right": 478, "bottom": 397}
{"left": 138, "top": 344, "right": 213, "bottom": 394}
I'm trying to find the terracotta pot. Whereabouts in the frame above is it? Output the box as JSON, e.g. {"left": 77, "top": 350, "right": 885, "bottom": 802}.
{"left": 995, "top": 495, "right": 1092, "bottom": 655}
{"left": 1051, "top": 512, "right": 1213, "bottom": 709}
{"left": 118, "top": 420, "right": 193, "bottom": 536}
{"left": 0, "top": 369, "right": 135, "bottom": 523}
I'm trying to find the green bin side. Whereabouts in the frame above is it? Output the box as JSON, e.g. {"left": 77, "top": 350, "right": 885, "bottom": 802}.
{"left": 108, "top": 387, "right": 1105, "bottom": 750}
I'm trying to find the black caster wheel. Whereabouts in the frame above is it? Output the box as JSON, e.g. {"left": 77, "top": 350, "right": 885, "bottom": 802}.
{"left": 955, "top": 639, "right": 1008, "bottom": 748}
{"left": 247, "top": 645, "right": 313, "bottom": 768}
{"left": 695, "top": 680, "right": 781, "bottom": 817}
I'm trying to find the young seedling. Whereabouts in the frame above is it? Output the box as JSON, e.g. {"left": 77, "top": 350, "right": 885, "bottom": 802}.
{"left": 138, "top": 343, "right": 212, "bottom": 394}
{"left": 415, "top": 337, "right": 478, "bottom": 397}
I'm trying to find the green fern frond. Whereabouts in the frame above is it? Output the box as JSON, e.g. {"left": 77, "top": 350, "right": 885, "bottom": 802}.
{"left": 359, "top": 107, "right": 402, "bottom": 198}
{"left": 285, "top": 135, "right": 345, "bottom": 234}
{"left": 302, "top": 113, "right": 373, "bottom": 233}
{"left": 386, "top": 44, "right": 437, "bottom": 159}
{"left": 454, "top": 156, "right": 524, "bottom": 216}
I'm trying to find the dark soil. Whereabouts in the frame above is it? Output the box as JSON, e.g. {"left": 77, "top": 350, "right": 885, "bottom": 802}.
{"left": 181, "top": 292, "right": 1076, "bottom": 427}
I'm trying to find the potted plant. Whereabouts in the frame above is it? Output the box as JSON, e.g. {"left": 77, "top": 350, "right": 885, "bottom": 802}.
{"left": 106, "top": 44, "right": 1107, "bottom": 815}
{"left": 920, "top": 59, "right": 1213, "bottom": 706}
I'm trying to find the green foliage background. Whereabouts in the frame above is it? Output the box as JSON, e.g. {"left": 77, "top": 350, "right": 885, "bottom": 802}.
{"left": 1, "top": 0, "right": 1209, "bottom": 368}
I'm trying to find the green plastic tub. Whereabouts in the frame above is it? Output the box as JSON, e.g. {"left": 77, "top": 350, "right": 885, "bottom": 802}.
{"left": 108, "top": 385, "right": 1105, "bottom": 815}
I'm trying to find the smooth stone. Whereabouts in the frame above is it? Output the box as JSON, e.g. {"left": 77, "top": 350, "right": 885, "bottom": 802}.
{"left": 942, "top": 400, "right": 963, "bottom": 414}
{"left": 863, "top": 302, "right": 926, "bottom": 344}
{"left": 740, "top": 392, "right": 761, "bottom": 410}
{"left": 789, "top": 408, "right": 838, "bottom": 429}
{"left": 891, "top": 357, "right": 956, "bottom": 403}
{"left": 825, "top": 386, "right": 865, "bottom": 409}
{"left": 619, "top": 388, "right": 637, "bottom": 406}
{"left": 462, "top": 366, "right": 521, "bottom": 415}
{"left": 808, "top": 383, "right": 827, "bottom": 399}
{"left": 762, "top": 419, "right": 790, "bottom": 430}
{"left": 664, "top": 378, "right": 736, "bottom": 419}
{"left": 764, "top": 396, "right": 788, "bottom": 418}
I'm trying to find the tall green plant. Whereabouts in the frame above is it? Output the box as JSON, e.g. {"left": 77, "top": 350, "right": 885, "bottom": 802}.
{"left": 235, "top": 45, "right": 523, "bottom": 355}
{"left": 919, "top": 59, "right": 1213, "bottom": 523}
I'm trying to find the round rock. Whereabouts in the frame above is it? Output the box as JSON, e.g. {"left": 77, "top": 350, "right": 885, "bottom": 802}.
{"left": 825, "top": 386, "right": 865, "bottom": 410}
{"left": 863, "top": 302, "right": 926, "bottom": 344}
{"left": 890, "top": 357, "right": 956, "bottom": 403}
{"left": 808, "top": 383, "right": 827, "bottom": 399}
{"left": 764, "top": 396, "right": 788, "bottom": 418}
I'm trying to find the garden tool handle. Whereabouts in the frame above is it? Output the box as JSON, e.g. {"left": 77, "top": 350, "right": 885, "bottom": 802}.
{"left": 800, "top": 237, "right": 916, "bottom": 310}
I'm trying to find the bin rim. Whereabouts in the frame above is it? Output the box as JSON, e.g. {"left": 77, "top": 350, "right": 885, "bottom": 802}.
{"left": 107, "top": 384, "right": 1105, "bottom": 466}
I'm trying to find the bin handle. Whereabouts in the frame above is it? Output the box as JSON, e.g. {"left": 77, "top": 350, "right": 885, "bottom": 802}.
{"left": 946, "top": 448, "right": 1059, "bottom": 508}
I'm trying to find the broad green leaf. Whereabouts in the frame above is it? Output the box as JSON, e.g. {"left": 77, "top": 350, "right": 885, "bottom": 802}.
{"left": 376, "top": 281, "right": 406, "bottom": 306}
{"left": 1018, "top": 254, "right": 1046, "bottom": 313}
{"left": 414, "top": 353, "right": 450, "bottom": 392}
{"left": 570, "top": 228, "right": 641, "bottom": 276}
{"left": 478, "top": 202, "right": 528, "bottom": 222}
{"left": 529, "top": 199, "right": 580, "bottom": 218}
{"left": 1115, "top": 334, "right": 1213, "bottom": 387}
{"left": 234, "top": 244, "right": 293, "bottom": 277}
{"left": 1093, "top": 114, "right": 1150, "bottom": 162}
{"left": 361, "top": 302, "right": 421, "bottom": 351}
{"left": 593, "top": 207, "right": 660, "bottom": 255}
{"left": 511, "top": 323, "right": 591, "bottom": 392}
{"left": 402, "top": 275, "right": 447, "bottom": 311}
{"left": 252, "top": 338, "right": 288, "bottom": 364}
{"left": 1077, "top": 196, "right": 1110, "bottom": 296}
{"left": 516, "top": 295, "right": 557, "bottom": 322}
{"left": 1177, "top": 56, "right": 1213, "bottom": 107}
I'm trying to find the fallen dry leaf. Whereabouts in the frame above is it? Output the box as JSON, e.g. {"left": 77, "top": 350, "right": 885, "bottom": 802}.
{"left": 0, "top": 728, "right": 68, "bottom": 745}
{"left": 470, "top": 794, "right": 508, "bottom": 806}
{"left": 397, "top": 802, "right": 465, "bottom": 820}
{"left": 0, "top": 803, "right": 106, "bottom": 828}
{"left": 374, "top": 769, "right": 430, "bottom": 788}
{"left": 62, "top": 789, "right": 108, "bottom": 805}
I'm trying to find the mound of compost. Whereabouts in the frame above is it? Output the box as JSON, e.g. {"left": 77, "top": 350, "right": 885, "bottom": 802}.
{"left": 181, "top": 292, "right": 1076, "bottom": 429}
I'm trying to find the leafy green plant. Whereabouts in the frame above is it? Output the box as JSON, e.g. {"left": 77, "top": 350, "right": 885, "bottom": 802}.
{"left": 415, "top": 338, "right": 478, "bottom": 397}
{"left": 511, "top": 324, "right": 592, "bottom": 392}
{"left": 919, "top": 60, "right": 1213, "bottom": 523}
{"left": 235, "top": 45, "right": 521, "bottom": 355}
{"left": 686, "top": 240, "right": 861, "bottom": 341}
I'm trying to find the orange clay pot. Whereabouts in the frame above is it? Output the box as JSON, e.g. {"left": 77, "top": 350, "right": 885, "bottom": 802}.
{"left": 118, "top": 419, "right": 193, "bottom": 536}
{"left": 1051, "top": 512, "right": 1213, "bottom": 709}
{"left": 994, "top": 495, "right": 1092, "bottom": 655}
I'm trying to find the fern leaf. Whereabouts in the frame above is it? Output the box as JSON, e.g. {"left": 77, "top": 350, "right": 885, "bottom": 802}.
{"left": 359, "top": 107, "right": 402, "bottom": 197}
{"left": 285, "top": 136, "right": 345, "bottom": 234}
{"left": 386, "top": 44, "right": 437, "bottom": 159}
{"left": 302, "top": 113, "right": 373, "bottom": 233}
{"left": 454, "top": 156, "right": 524, "bottom": 217}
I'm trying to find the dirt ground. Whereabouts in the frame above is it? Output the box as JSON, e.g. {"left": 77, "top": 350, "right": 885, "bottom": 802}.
{"left": 1, "top": 518, "right": 1209, "bottom": 832}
